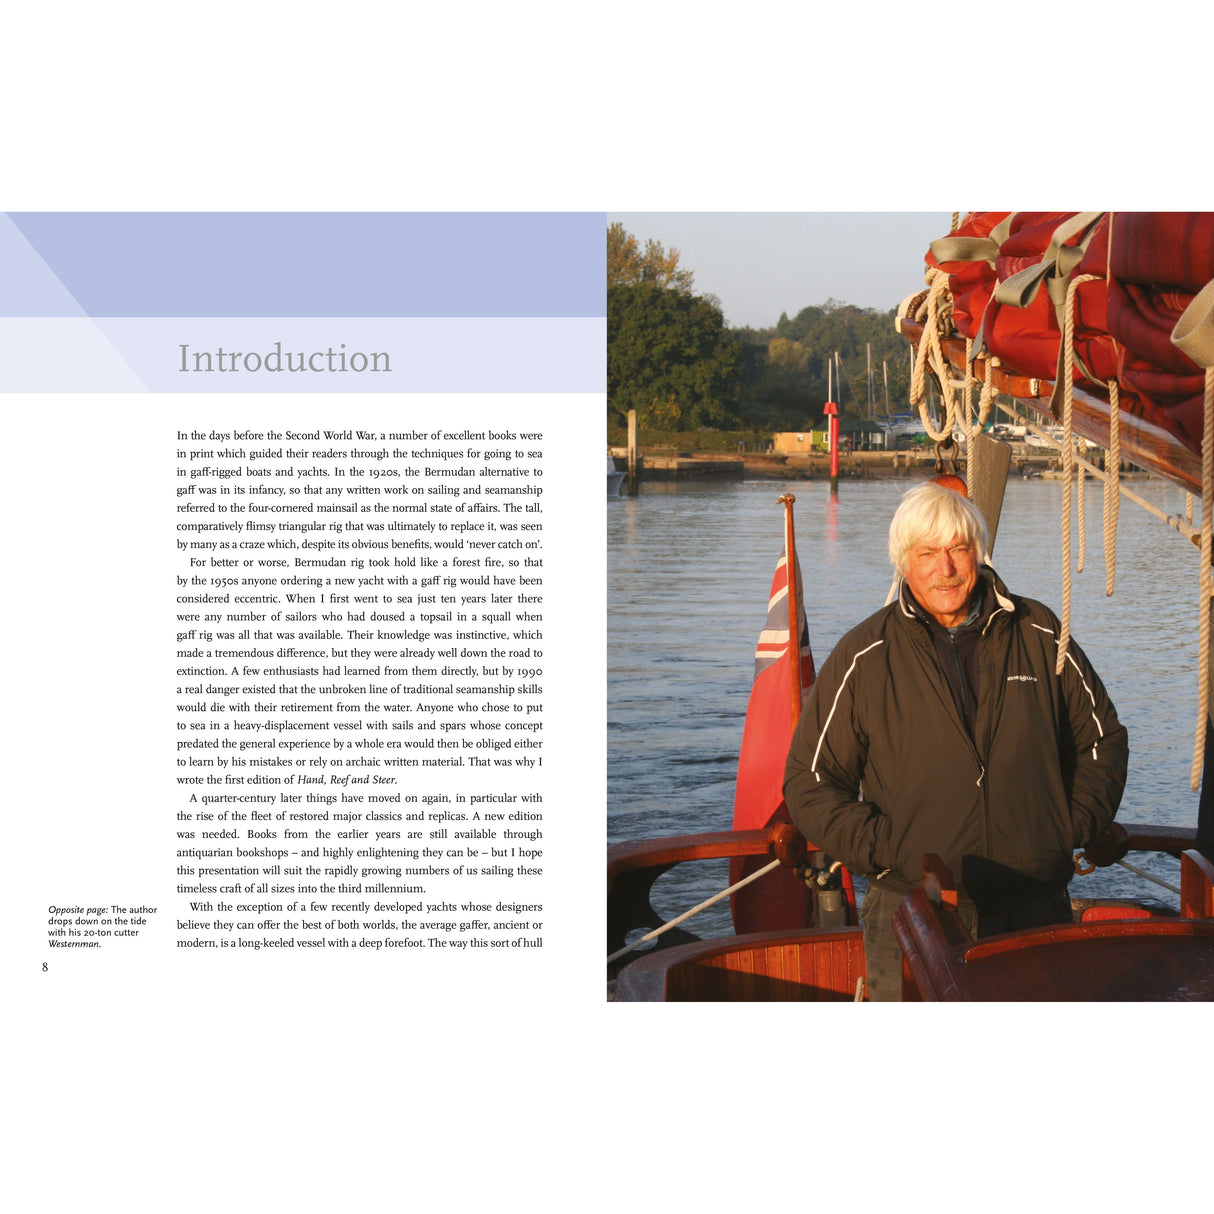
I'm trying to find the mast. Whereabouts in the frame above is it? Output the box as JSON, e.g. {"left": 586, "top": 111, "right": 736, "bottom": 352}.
{"left": 867, "top": 343, "right": 874, "bottom": 420}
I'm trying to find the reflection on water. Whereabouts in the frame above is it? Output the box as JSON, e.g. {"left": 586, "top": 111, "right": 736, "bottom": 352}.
{"left": 608, "top": 476, "right": 1201, "bottom": 927}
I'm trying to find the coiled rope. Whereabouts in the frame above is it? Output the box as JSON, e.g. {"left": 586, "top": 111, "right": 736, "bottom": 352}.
{"left": 909, "top": 270, "right": 962, "bottom": 443}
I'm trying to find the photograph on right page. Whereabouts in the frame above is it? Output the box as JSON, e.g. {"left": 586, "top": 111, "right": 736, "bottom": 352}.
{"left": 605, "top": 211, "right": 1214, "bottom": 1003}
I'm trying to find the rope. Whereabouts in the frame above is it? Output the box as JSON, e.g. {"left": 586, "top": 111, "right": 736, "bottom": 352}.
{"left": 910, "top": 271, "right": 961, "bottom": 443}
{"left": 1113, "top": 858, "right": 1182, "bottom": 897}
{"left": 1192, "top": 363, "right": 1214, "bottom": 790}
{"left": 1103, "top": 380, "right": 1121, "bottom": 595}
{"left": 1056, "top": 273, "right": 1101, "bottom": 672}
{"left": 1077, "top": 437, "right": 1086, "bottom": 574}
{"left": 605, "top": 856, "right": 783, "bottom": 965}
{"left": 963, "top": 337, "right": 974, "bottom": 436}
{"left": 1101, "top": 221, "right": 1123, "bottom": 597}
{"left": 1003, "top": 405, "right": 1203, "bottom": 545}
{"left": 973, "top": 354, "right": 999, "bottom": 436}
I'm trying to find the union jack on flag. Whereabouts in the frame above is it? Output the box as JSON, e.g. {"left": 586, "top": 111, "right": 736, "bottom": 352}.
{"left": 752, "top": 547, "right": 815, "bottom": 687}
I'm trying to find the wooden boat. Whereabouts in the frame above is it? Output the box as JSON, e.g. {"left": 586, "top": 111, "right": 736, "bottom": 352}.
{"left": 607, "top": 454, "right": 626, "bottom": 498}
{"left": 608, "top": 822, "right": 1209, "bottom": 1001}
{"left": 608, "top": 212, "right": 1214, "bottom": 1000}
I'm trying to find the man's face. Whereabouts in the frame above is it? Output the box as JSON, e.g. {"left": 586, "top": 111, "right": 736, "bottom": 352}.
{"left": 904, "top": 533, "right": 979, "bottom": 627}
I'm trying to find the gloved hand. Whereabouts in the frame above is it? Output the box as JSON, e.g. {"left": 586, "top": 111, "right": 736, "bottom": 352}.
{"left": 1081, "top": 822, "right": 1130, "bottom": 868}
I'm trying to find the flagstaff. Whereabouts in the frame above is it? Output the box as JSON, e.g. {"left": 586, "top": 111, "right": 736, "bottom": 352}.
{"left": 779, "top": 493, "right": 803, "bottom": 724}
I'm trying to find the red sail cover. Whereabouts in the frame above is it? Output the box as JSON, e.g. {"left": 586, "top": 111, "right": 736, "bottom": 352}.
{"left": 928, "top": 211, "right": 1214, "bottom": 455}
{"left": 729, "top": 543, "right": 816, "bottom": 932}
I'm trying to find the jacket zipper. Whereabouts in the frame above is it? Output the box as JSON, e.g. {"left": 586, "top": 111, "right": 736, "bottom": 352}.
{"left": 949, "top": 632, "right": 992, "bottom": 857}
{"left": 946, "top": 633, "right": 970, "bottom": 729}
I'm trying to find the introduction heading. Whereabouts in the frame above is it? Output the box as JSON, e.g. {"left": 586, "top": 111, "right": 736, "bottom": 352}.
{"left": 179, "top": 342, "right": 391, "bottom": 374}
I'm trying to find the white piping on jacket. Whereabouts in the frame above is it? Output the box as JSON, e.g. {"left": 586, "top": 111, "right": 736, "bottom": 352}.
{"left": 810, "top": 639, "right": 886, "bottom": 780}
{"left": 1030, "top": 621, "right": 1105, "bottom": 759}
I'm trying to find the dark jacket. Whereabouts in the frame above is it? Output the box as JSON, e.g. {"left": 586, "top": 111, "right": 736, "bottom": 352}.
{"left": 783, "top": 566, "right": 1128, "bottom": 908}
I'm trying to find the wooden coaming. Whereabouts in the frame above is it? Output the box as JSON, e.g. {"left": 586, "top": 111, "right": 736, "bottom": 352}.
{"left": 892, "top": 851, "right": 1214, "bottom": 1001}
{"left": 1181, "top": 849, "right": 1214, "bottom": 919}
{"left": 613, "top": 927, "right": 864, "bottom": 1002}
{"left": 608, "top": 828, "right": 1204, "bottom": 999}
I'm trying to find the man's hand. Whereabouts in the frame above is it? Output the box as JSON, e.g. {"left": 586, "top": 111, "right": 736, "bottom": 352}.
{"left": 1081, "top": 822, "right": 1130, "bottom": 868}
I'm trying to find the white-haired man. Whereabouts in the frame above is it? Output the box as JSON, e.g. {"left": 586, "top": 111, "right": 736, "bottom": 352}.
{"left": 784, "top": 481, "right": 1128, "bottom": 1000}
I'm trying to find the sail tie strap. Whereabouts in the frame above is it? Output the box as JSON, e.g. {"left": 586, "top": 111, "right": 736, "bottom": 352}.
{"left": 928, "top": 213, "right": 1016, "bottom": 276}
{"left": 1172, "top": 279, "right": 1214, "bottom": 368}
{"left": 994, "top": 213, "right": 1103, "bottom": 309}
{"left": 605, "top": 857, "right": 782, "bottom": 965}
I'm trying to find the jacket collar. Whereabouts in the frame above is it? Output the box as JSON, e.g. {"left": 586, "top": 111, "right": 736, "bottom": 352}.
{"left": 896, "top": 564, "right": 1015, "bottom": 632}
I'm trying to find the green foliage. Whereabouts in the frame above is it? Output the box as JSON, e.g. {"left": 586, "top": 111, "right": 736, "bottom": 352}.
{"left": 741, "top": 300, "right": 913, "bottom": 427}
{"left": 607, "top": 285, "right": 741, "bottom": 430}
{"left": 603, "top": 222, "right": 918, "bottom": 435}
{"left": 607, "top": 222, "right": 695, "bottom": 290}
{"left": 605, "top": 426, "right": 775, "bottom": 453}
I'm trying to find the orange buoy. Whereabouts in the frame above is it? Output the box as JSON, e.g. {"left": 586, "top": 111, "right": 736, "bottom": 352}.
{"left": 930, "top": 473, "right": 968, "bottom": 496}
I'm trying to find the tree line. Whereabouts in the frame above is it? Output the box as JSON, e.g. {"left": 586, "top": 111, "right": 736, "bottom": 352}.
{"left": 607, "top": 223, "right": 917, "bottom": 433}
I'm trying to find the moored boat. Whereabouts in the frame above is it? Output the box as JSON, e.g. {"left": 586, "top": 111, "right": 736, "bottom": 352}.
{"left": 607, "top": 454, "right": 626, "bottom": 498}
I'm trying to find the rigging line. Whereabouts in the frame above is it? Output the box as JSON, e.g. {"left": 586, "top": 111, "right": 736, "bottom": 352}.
{"left": 1192, "top": 362, "right": 1214, "bottom": 790}
{"left": 1058, "top": 274, "right": 1101, "bottom": 672}
{"left": 1103, "top": 380, "right": 1121, "bottom": 595}
{"left": 1102, "top": 215, "right": 1122, "bottom": 597}
{"left": 993, "top": 400, "right": 1202, "bottom": 546}
{"left": 1113, "top": 857, "right": 1182, "bottom": 897}
{"left": 605, "top": 857, "right": 782, "bottom": 965}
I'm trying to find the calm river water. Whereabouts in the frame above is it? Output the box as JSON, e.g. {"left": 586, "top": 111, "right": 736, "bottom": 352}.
{"left": 608, "top": 474, "right": 1203, "bottom": 935}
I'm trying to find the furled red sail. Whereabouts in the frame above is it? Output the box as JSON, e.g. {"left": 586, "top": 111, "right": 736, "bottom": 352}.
{"left": 924, "top": 211, "right": 1214, "bottom": 455}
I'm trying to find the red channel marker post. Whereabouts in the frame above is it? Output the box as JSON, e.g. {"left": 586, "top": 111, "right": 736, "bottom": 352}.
{"left": 824, "top": 400, "right": 839, "bottom": 495}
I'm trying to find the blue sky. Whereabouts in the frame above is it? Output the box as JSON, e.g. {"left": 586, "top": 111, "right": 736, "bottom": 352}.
{"left": 608, "top": 212, "right": 952, "bottom": 329}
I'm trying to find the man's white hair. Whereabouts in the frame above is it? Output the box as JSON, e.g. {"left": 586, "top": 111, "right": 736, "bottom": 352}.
{"left": 888, "top": 481, "right": 989, "bottom": 574}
